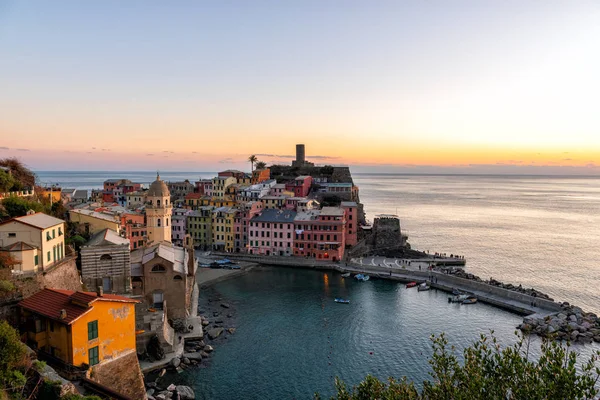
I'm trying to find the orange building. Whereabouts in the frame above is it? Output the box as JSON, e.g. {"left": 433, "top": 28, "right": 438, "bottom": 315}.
{"left": 19, "top": 288, "right": 138, "bottom": 369}
{"left": 251, "top": 168, "right": 271, "bottom": 184}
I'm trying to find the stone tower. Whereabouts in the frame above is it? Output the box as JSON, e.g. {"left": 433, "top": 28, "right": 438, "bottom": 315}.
{"left": 146, "top": 173, "right": 172, "bottom": 244}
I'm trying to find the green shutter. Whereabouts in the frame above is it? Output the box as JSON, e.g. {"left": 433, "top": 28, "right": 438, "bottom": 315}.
{"left": 89, "top": 346, "right": 99, "bottom": 366}
{"left": 88, "top": 320, "right": 98, "bottom": 340}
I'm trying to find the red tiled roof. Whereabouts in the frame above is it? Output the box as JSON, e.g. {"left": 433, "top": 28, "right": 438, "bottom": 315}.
{"left": 185, "top": 193, "right": 203, "bottom": 200}
{"left": 18, "top": 288, "right": 138, "bottom": 325}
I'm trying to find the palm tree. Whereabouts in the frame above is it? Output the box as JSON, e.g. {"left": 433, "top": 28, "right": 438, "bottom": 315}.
{"left": 248, "top": 155, "right": 257, "bottom": 173}
{"left": 255, "top": 161, "right": 267, "bottom": 170}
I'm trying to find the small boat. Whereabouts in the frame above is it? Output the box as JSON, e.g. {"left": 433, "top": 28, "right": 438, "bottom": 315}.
{"left": 452, "top": 288, "right": 465, "bottom": 295}
{"left": 448, "top": 294, "right": 469, "bottom": 303}
{"left": 362, "top": 275, "right": 370, "bottom": 281}
{"left": 354, "top": 274, "right": 370, "bottom": 282}
{"left": 417, "top": 283, "right": 430, "bottom": 292}
{"left": 462, "top": 296, "right": 478, "bottom": 305}
{"left": 406, "top": 281, "right": 417, "bottom": 288}
{"left": 341, "top": 272, "right": 351, "bottom": 278}
{"left": 334, "top": 298, "right": 350, "bottom": 304}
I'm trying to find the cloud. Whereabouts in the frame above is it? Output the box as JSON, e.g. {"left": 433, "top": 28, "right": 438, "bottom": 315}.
{"left": 254, "top": 153, "right": 295, "bottom": 158}
{"left": 92, "top": 147, "right": 96, "bottom": 150}
{"left": 563, "top": 158, "right": 572, "bottom": 161}
{"left": 192, "top": 151, "right": 198, "bottom": 154}
{"left": 218, "top": 158, "right": 233, "bottom": 164}
{"left": 0, "top": 146, "right": 9, "bottom": 150}
{"left": 146, "top": 153, "right": 154, "bottom": 156}
{"left": 86, "top": 152, "right": 92, "bottom": 154}
{"left": 101, "top": 149, "right": 111, "bottom": 152}
{"left": 308, "top": 155, "right": 340, "bottom": 160}
{"left": 16, "top": 148, "right": 29, "bottom": 151}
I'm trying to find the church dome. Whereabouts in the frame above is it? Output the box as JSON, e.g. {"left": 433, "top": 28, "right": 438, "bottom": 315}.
{"left": 147, "top": 174, "right": 170, "bottom": 197}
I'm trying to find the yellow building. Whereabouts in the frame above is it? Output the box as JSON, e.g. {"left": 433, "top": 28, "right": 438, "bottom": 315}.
{"left": 211, "top": 207, "right": 237, "bottom": 252}
{"left": 69, "top": 209, "right": 121, "bottom": 235}
{"left": 0, "top": 212, "right": 66, "bottom": 273}
{"left": 261, "top": 195, "right": 289, "bottom": 209}
{"left": 39, "top": 187, "right": 62, "bottom": 203}
{"left": 211, "top": 176, "right": 237, "bottom": 199}
{"left": 19, "top": 288, "right": 138, "bottom": 369}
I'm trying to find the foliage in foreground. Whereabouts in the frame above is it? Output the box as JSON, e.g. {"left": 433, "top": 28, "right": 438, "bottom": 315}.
{"left": 318, "top": 332, "right": 600, "bottom": 400}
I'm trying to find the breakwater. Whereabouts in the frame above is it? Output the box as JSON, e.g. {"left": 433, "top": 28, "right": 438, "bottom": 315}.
{"left": 210, "top": 253, "right": 600, "bottom": 344}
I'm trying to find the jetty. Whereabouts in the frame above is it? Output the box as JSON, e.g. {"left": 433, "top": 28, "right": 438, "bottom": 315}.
{"left": 210, "top": 252, "right": 558, "bottom": 316}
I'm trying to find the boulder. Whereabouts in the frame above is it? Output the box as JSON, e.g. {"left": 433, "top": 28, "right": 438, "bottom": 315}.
{"left": 556, "top": 313, "right": 568, "bottom": 320}
{"left": 170, "top": 358, "right": 181, "bottom": 368}
{"left": 570, "top": 331, "right": 580, "bottom": 340}
{"left": 208, "top": 328, "right": 224, "bottom": 340}
{"left": 184, "top": 352, "right": 203, "bottom": 361}
{"left": 569, "top": 314, "right": 578, "bottom": 322}
{"left": 198, "top": 340, "right": 206, "bottom": 348}
{"left": 147, "top": 389, "right": 156, "bottom": 397}
{"left": 156, "top": 394, "right": 166, "bottom": 400}
{"left": 221, "top": 303, "right": 230, "bottom": 309}
{"left": 547, "top": 325, "right": 557, "bottom": 334}
{"left": 594, "top": 336, "right": 600, "bottom": 343}
{"left": 227, "top": 328, "right": 236, "bottom": 334}
{"left": 204, "top": 344, "right": 214, "bottom": 352}
{"left": 176, "top": 385, "right": 196, "bottom": 400}
{"left": 182, "top": 357, "right": 191, "bottom": 365}
{"left": 202, "top": 320, "right": 209, "bottom": 327}
{"left": 201, "top": 351, "right": 210, "bottom": 358}
{"left": 568, "top": 322, "right": 579, "bottom": 331}
{"left": 167, "top": 384, "right": 177, "bottom": 391}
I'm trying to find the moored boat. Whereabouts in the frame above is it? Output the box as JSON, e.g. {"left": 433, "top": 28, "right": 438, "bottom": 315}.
{"left": 448, "top": 294, "right": 469, "bottom": 303}
{"left": 417, "top": 282, "right": 430, "bottom": 291}
{"left": 354, "top": 274, "right": 370, "bottom": 281}
{"left": 341, "top": 272, "right": 351, "bottom": 278}
{"left": 462, "top": 296, "right": 477, "bottom": 305}
{"left": 334, "top": 298, "right": 350, "bottom": 304}
{"left": 406, "top": 281, "right": 417, "bottom": 288}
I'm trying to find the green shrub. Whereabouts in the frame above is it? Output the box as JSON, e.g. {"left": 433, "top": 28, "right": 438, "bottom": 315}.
{"left": 32, "top": 360, "right": 47, "bottom": 372}
{"left": 0, "top": 281, "right": 15, "bottom": 293}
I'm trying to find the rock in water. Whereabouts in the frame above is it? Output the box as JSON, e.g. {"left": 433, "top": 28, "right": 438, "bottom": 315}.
{"left": 176, "top": 385, "right": 196, "bottom": 400}
{"left": 227, "top": 328, "right": 236, "bottom": 334}
{"left": 207, "top": 328, "right": 224, "bottom": 339}
{"left": 204, "top": 345, "right": 214, "bottom": 353}
{"left": 170, "top": 357, "right": 181, "bottom": 368}
{"left": 220, "top": 303, "right": 230, "bottom": 309}
{"left": 167, "top": 383, "right": 177, "bottom": 391}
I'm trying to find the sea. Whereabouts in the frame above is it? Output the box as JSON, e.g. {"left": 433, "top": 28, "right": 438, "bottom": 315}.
{"left": 36, "top": 171, "right": 600, "bottom": 398}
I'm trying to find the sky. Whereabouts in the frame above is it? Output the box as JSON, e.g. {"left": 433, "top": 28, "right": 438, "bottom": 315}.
{"left": 0, "top": 1, "right": 599, "bottom": 173}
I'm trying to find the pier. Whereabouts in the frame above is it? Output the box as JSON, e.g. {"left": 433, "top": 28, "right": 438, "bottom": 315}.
{"left": 210, "top": 253, "right": 561, "bottom": 318}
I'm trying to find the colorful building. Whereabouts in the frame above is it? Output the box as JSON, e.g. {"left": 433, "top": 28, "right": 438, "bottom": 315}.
{"left": 233, "top": 201, "right": 263, "bottom": 252}
{"left": 81, "top": 229, "right": 131, "bottom": 294}
{"left": 18, "top": 288, "right": 138, "bottom": 368}
{"left": 187, "top": 207, "right": 214, "bottom": 250}
{"left": 171, "top": 208, "right": 191, "bottom": 246}
{"left": 167, "top": 180, "right": 194, "bottom": 201}
{"left": 39, "top": 186, "right": 62, "bottom": 203}
{"left": 0, "top": 213, "right": 66, "bottom": 273}
{"left": 211, "top": 176, "right": 237, "bottom": 199}
{"left": 69, "top": 209, "right": 121, "bottom": 235}
{"left": 194, "top": 179, "right": 213, "bottom": 196}
{"left": 145, "top": 174, "right": 172, "bottom": 245}
{"left": 251, "top": 168, "right": 271, "bottom": 184}
{"left": 285, "top": 175, "right": 313, "bottom": 197}
{"left": 126, "top": 190, "right": 146, "bottom": 209}
{"left": 211, "top": 207, "right": 237, "bottom": 252}
{"left": 248, "top": 209, "right": 296, "bottom": 256}
{"left": 341, "top": 201, "right": 358, "bottom": 247}
{"left": 261, "top": 195, "right": 289, "bottom": 210}
{"left": 103, "top": 179, "right": 142, "bottom": 205}
{"left": 293, "top": 207, "right": 346, "bottom": 261}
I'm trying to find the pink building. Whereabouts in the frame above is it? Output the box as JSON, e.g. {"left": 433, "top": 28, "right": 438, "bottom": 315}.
{"left": 120, "top": 212, "right": 146, "bottom": 250}
{"left": 194, "top": 179, "right": 213, "bottom": 196}
{"left": 248, "top": 209, "right": 296, "bottom": 256}
{"left": 341, "top": 201, "right": 358, "bottom": 247}
{"left": 269, "top": 183, "right": 287, "bottom": 196}
{"left": 172, "top": 208, "right": 192, "bottom": 246}
{"left": 293, "top": 207, "right": 346, "bottom": 261}
{"left": 234, "top": 201, "right": 263, "bottom": 252}
{"left": 285, "top": 175, "right": 313, "bottom": 198}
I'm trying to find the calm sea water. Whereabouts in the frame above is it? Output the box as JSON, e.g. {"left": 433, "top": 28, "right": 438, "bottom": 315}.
{"left": 170, "top": 268, "right": 597, "bottom": 399}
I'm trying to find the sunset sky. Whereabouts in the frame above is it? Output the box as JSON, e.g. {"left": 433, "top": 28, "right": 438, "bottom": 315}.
{"left": 1, "top": 1, "right": 599, "bottom": 173}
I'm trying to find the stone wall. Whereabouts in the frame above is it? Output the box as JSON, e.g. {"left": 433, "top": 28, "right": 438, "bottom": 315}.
{"left": 369, "top": 216, "right": 404, "bottom": 253}
{"left": 81, "top": 244, "right": 131, "bottom": 293}
{"left": 87, "top": 349, "right": 147, "bottom": 400}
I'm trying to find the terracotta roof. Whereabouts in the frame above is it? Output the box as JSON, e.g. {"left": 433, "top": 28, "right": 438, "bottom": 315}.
{"left": 2, "top": 241, "right": 37, "bottom": 251}
{"left": 18, "top": 288, "right": 138, "bottom": 325}
{"left": 185, "top": 193, "right": 203, "bottom": 200}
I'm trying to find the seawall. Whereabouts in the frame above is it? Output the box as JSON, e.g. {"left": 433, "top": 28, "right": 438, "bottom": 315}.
{"left": 214, "top": 253, "right": 561, "bottom": 317}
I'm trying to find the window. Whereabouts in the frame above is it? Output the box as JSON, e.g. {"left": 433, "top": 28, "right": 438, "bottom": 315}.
{"left": 100, "top": 254, "right": 112, "bottom": 261}
{"left": 46, "top": 232, "right": 52, "bottom": 241}
{"left": 34, "top": 318, "right": 46, "bottom": 333}
{"left": 8, "top": 233, "right": 16, "bottom": 238}
{"left": 157, "top": 199, "right": 161, "bottom": 207}
{"left": 47, "top": 251, "right": 51, "bottom": 261}
{"left": 89, "top": 346, "right": 99, "bottom": 366}
{"left": 88, "top": 320, "right": 98, "bottom": 340}
{"left": 151, "top": 265, "right": 166, "bottom": 272}
{"left": 52, "top": 229, "right": 56, "bottom": 238}
{"left": 49, "top": 321, "right": 54, "bottom": 332}
{"left": 34, "top": 255, "right": 38, "bottom": 266}
{"left": 166, "top": 218, "right": 169, "bottom": 227}
{"left": 157, "top": 218, "right": 161, "bottom": 227}
{"left": 173, "top": 275, "right": 183, "bottom": 281}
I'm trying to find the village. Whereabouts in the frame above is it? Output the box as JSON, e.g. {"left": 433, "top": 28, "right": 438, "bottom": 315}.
{"left": 0, "top": 145, "right": 371, "bottom": 400}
